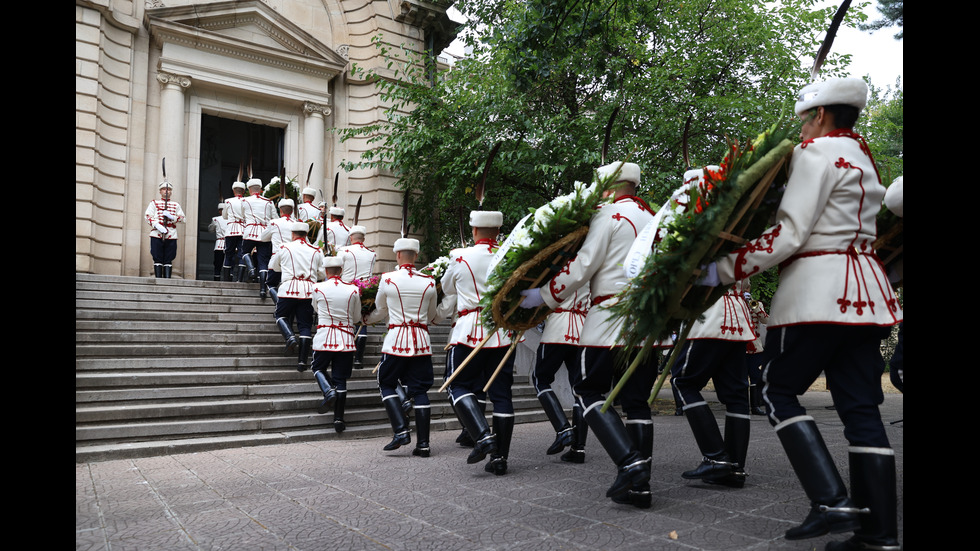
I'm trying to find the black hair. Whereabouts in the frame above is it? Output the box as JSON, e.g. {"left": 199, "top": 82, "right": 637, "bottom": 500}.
{"left": 822, "top": 104, "right": 860, "bottom": 129}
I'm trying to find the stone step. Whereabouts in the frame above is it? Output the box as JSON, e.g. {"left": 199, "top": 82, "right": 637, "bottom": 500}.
{"left": 73, "top": 409, "right": 549, "bottom": 463}
{"left": 76, "top": 393, "right": 543, "bottom": 425}
{"left": 75, "top": 273, "right": 545, "bottom": 462}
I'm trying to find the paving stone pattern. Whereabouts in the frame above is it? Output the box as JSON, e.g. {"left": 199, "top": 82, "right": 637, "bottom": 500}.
{"left": 76, "top": 392, "right": 903, "bottom": 551}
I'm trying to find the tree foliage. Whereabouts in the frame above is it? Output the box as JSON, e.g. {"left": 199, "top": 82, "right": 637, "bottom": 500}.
{"left": 858, "top": 0, "right": 903, "bottom": 39}
{"left": 857, "top": 77, "right": 903, "bottom": 183}
{"left": 338, "top": 0, "right": 859, "bottom": 260}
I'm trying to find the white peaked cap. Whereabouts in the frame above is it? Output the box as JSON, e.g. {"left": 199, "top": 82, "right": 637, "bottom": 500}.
{"left": 598, "top": 162, "right": 641, "bottom": 185}
{"left": 323, "top": 256, "right": 344, "bottom": 268}
{"left": 884, "top": 176, "right": 903, "bottom": 217}
{"left": 393, "top": 238, "right": 420, "bottom": 253}
{"left": 469, "top": 211, "right": 503, "bottom": 228}
{"left": 795, "top": 77, "right": 868, "bottom": 116}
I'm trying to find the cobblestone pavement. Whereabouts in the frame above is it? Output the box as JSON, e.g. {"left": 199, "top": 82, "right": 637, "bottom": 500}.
{"left": 76, "top": 391, "right": 903, "bottom": 551}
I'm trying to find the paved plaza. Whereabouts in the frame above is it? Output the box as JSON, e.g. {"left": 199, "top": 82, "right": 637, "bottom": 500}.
{"left": 76, "top": 389, "right": 903, "bottom": 551}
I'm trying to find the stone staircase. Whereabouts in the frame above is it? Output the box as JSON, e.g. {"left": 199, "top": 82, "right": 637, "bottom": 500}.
{"left": 75, "top": 274, "right": 548, "bottom": 462}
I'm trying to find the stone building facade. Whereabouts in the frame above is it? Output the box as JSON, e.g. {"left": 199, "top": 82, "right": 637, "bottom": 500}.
{"left": 76, "top": 0, "right": 457, "bottom": 278}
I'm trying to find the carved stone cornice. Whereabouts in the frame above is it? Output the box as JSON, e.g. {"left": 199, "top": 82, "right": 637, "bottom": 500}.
{"left": 394, "top": 0, "right": 459, "bottom": 53}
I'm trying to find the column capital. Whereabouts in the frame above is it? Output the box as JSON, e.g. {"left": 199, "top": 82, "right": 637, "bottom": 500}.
{"left": 303, "top": 101, "right": 331, "bottom": 118}
{"left": 156, "top": 72, "right": 191, "bottom": 89}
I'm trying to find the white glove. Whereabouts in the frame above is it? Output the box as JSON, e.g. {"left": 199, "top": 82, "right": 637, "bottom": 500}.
{"left": 519, "top": 287, "right": 546, "bottom": 309}
{"left": 162, "top": 212, "right": 176, "bottom": 221}
{"left": 695, "top": 263, "right": 720, "bottom": 287}
{"left": 153, "top": 222, "right": 168, "bottom": 235}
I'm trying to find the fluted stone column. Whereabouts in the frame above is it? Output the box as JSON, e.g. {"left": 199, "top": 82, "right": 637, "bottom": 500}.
{"left": 155, "top": 72, "right": 190, "bottom": 276}
{"left": 303, "top": 101, "right": 330, "bottom": 200}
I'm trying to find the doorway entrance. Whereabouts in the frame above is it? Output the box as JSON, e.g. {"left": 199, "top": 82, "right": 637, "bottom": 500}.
{"left": 196, "top": 114, "right": 285, "bottom": 280}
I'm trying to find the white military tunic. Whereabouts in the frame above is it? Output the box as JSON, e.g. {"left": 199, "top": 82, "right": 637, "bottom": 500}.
{"left": 144, "top": 200, "right": 185, "bottom": 240}
{"left": 716, "top": 132, "right": 903, "bottom": 328}
{"left": 541, "top": 196, "right": 656, "bottom": 347}
{"left": 687, "top": 282, "right": 756, "bottom": 342}
{"left": 540, "top": 284, "right": 590, "bottom": 345}
{"left": 208, "top": 215, "right": 227, "bottom": 251}
{"left": 262, "top": 215, "right": 297, "bottom": 251}
{"left": 223, "top": 196, "right": 246, "bottom": 238}
{"left": 242, "top": 193, "right": 276, "bottom": 241}
{"left": 269, "top": 239, "right": 325, "bottom": 299}
{"left": 311, "top": 276, "right": 362, "bottom": 352}
{"left": 438, "top": 239, "right": 514, "bottom": 348}
{"left": 296, "top": 200, "right": 320, "bottom": 222}
{"left": 365, "top": 265, "right": 438, "bottom": 356}
{"left": 325, "top": 219, "right": 352, "bottom": 250}
{"left": 338, "top": 243, "right": 377, "bottom": 283}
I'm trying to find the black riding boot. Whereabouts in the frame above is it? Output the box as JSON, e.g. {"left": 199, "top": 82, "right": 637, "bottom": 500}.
{"left": 354, "top": 335, "right": 367, "bottom": 366}
{"left": 242, "top": 254, "right": 256, "bottom": 282}
{"left": 538, "top": 391, "right": 573, "bottom": 455}
{"left": 681, "top": 404, "right": 738, "bottom": 481}
{"left": 163, "top": 264, "right": 172, "bottom": 278}
{"left": 382, "top": 396, "right": 411, "bottom": 451}
{"left": 584, "top": 405, "right": 650, "bottom": 499}
{"left": 313, "top": 370, "right": 336, "bottom": 414}
{"left": 561, "top": 402, "right": 587, "bottom": 463}
{"left": 485, "top": 415, "right": 514, "bottom": 475}
{"left": 333, "top": 392, "right": 347, "bottom": 433}
{"left": 259, "top": 270, "right": 268, "bottom": 299}
{"left": 778, "top": 419, "right": 862, "bottom": 541}
{"left": 613, "top": 421, "right": 653, "bottom": 508}
{"left": 154, "top": 264, "right": 163, "bottom": 278}
{"left": 221, "top": 266, "right": 233, "bottom": 282}
{"left": 455, "top": 395, "right": 496, "bottom": 464}
{"left": 276, "top": 317, "right": 298, "bottom": 354}
{"left": 412, "top": 406, "right": 432, "bottom": 457}
{"left": 705, "top": 414, "right": 750, "bottom": 488}
{"left": 825, "top": 451, "right": 901, "bottom": 551}
{"left": 296, "top": 337, "right": 312, "bottom": 372}
{"left": 395, "top": 384, "right": 412, "bottom": 415}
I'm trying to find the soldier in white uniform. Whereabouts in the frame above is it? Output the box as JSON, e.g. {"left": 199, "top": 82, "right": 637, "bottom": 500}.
{"left": 706, "top": 78, "right": 903, "bottom": 548}
{"left": 310, "top": 256, "right": 362, "bottom": 432}
{"left": 324, "top": 207, "right": 352, "bottom": 253}
{"left": 532, "top": 285, "right": 591, "bottom": 463}
{"left": 222, "top": 181, "right": 247, "bottom": 281}
{"left": 296, "top": 187, "right": 320, "bottom": 222}
{"left": 269, "top": 222, "right": 325, "bottom": 370}
{"left": 520, "top": 162, "right": 657, "bottom": 505}
{"left": 261, "top": 198, "right": 297, "bottom": 301}
{"left": 883, "top": 177, "right": 903, "bottom": 395}
{"left": 144, "top": 180, "right": 185, "bottom": 278}
{"left": 338, "top": 225, "right": 377, "bottom": 365}
{"left": 364, "top": 238, "right": 439, "bottom": 457}
{"left": 207, "top": 204, "right": 228, "bottom": 281}
{"left": 438, "top": 211, "right": 519, "bottom": 475}
{"left": 338, "top": 226, "right": 377, "bottom": 283}
{"left": 242, "top": 178, "right": 277, "bottom": 298}
{"left": 663, "top": 168, "right": 758, "bottom": 490}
